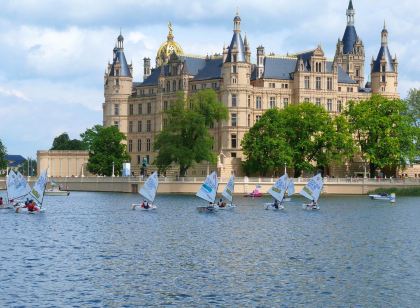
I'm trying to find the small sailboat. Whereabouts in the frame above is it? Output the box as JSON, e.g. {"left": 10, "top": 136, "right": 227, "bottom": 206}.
{"left": 217, "top": 175, "right": 236, "bottom": 210}
{"left": 245, "top": 184, "right": 263, "bottom": 197}
{"left": 131, "top": 171, "right": 159, "bottom": 211}
{"left": 300, "top": 173, "right": 323, "bottom": 210}
{"left": 283, "top": 178, "right": 295, "bottom": 202}
{"left": 16, "top": 170, "right": 48, "bottom": 214}
{"left": 265, "top": 174, "right": 288, "bottom": 210}
{"left": 196, "top": 171, "right": 219, "bottom": 213}
{"left": 2, "top": 170, "right": 31, "bottom": 209}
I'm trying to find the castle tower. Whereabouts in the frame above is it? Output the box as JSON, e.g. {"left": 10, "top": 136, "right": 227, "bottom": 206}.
{"left": 334, "top": 0, "right": 365, "bottom": 87}
{"left": 220, "top": 11, "right": 252, "bottom": 175}
{"left": 103, "top": 32, "right": 133, "bottom": 134}
{"left": 371, "top": 22, "right": 399, "bottom": 97}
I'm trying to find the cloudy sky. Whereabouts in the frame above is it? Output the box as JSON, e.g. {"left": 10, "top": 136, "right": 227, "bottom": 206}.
{"left": 1, "top": 0, "right": 419, "bottom": 158}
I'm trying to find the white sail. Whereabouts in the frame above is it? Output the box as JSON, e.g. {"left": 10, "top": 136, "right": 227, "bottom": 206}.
{"left": 299, "top": 174, "right": 323, "bottom": 202}
{"left": 287, "top": 179, "right": 295, "bottom": 195}
{"left": 7, "top": 171, "right": 31, "bottom": 200}
{"left": 139, "top": 171, "right": 159, "bottom": 202}
{"left": 222, "top": 175, "right": 235, "bottom": 203}
{"left": 268, "top": 174, "right": 288, "bottom": 202}
{"left": 30, "top": 170, "right": 48, "bottom": 205}
{"left": 196, "top": 171, "right": 218, "bottom": 203}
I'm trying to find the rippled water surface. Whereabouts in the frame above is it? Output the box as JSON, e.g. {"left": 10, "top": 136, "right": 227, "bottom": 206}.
{"left": 1, "top": 192, "right": 420, "bottom": 307}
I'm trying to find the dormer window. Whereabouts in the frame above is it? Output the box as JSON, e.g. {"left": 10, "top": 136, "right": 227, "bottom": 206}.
{"left": 233, "top": 54, "right": 237, "bottom": 62}
{"left": 382, "top": 65, "right": 386, "bottom": 72}
{"left": 116, "top": 69, "right": 120, "bottom": 76}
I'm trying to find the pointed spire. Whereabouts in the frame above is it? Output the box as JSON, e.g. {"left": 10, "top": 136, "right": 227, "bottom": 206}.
{"left": 381, "top": 21, "right": 388, "bottom": 46}
{"left": 346, "top": 0, "right": 355, "bottom": 26}
{"left": 244, "top": 33, "right": 249, "bottom": 47}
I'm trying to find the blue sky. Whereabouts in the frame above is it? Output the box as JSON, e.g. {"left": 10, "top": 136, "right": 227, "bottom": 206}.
{"left": 1, "top": 0, "right": 419, "bottom": 158}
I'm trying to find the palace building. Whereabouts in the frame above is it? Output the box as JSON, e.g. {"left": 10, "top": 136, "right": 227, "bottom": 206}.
{"left": 103, "top": 0, "right": 399, "bottom": 177}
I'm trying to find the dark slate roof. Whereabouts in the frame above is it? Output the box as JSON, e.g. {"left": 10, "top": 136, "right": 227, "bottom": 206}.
{"left": 372, "top": 46, "right": 395, "bottom": 73}
{"left": 348, "top": 0, "right": 354, "bottom": 10}
{"left": 342, "top": 25, "right": 358, "bottom": 54}
{"left": 359, "top": 87, "right": 372, "bottom": 93}
{"left": 263, "top": 57, "right": 296, "bottom": 80}
{"left": 140, "top": 56, "right": 223, "bottom": 86}
{"left": 326, "top": 62, "right": 358, "bottom": 84}
{"left": 225, "top": 32, "right": 246, "bottom": 63}
{"left": 191, "top": 58, "right": 223, "bottom": 81}
{"left": 141, "top": 68, "right": 161, "bottom": 86}
{"left": 109, "top": 48, "right": 132, "bottom": 77}
{"left": 6, "top": 155, "right": 26, "bottom": 167}
{"left": 259, "top": 56, "right": 357, "bottom": 84}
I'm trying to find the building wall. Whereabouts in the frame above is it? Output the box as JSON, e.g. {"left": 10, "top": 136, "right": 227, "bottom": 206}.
{"left": 37, "top": 150, "right": 89, "bottom": 177}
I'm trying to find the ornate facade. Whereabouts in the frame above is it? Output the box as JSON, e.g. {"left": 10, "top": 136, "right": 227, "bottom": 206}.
{"left": 103, "top": 1, "right": 399, "bottom": 177}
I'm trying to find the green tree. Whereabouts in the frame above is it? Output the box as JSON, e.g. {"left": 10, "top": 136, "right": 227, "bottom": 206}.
{"left": 346, "top": 95, "right": 419, "bottom": 177}
{"left": 83, "top": 125, "right": 130, "bottom": 176}
{"left": 242, "top": 103, "right": 354, "bottom": 177}
{"left": 241, "top": 109, "right": 292, "bottom": 176}
{"left": 405, "top": 88, "right": 420, "bottom": 124}
{"left": 80, "top": 125, "right": 103, "bottom": 151}
{"left": 51, "top": 133, "right": 86, "bottom": 150}
{"left": 19, "top": 158, "right": 37, "bottom": 176}
{"left": 0, "top": 139, "right": 7, "bottom": 172}
{"left": 154, "top": 89, "right": 228, "bottom": 176}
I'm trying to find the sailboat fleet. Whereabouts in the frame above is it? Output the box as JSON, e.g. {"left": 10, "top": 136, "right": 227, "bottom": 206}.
{"left": 1, "top": 169, "right": 48, "bottom": 213}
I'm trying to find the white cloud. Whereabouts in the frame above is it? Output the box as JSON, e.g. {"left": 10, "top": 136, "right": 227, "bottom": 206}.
{"left": 0, "top": 86, "right": 31, "bottom": 102}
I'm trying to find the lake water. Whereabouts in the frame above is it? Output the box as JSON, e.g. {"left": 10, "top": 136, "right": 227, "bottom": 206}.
{"left": 0, "top": 192, "right": 419, "bottom": 307}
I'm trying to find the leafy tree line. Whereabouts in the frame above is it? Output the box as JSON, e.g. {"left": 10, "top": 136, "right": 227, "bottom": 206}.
{"left": 242, "top": 103, "right": 354, "bottom": 177}
{"left": 242, "top": 94, "right": 420, "bottom": 178}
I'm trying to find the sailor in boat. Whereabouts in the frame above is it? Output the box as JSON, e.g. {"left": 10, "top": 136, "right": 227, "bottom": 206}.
{"left": 141, "top": 200, "right": 150, "bottom": 209}
{"left": 217, "top": 198, "right": 226, "bottom": 208}
{"left": 273, "top": 199, "right": 279, "bottom": 209}
{"left": 307, "top": 199, "right": 317, "bottom": 209}
{"left": 0, "top": 197, "right": 3, "bottom": 206}
{"left": 20, "top": 200, "right": 40, "bottom": 213}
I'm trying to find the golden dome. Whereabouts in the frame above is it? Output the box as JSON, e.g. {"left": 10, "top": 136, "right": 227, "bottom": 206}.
{"left": 156, "top": 22, "right": 184, "bottom": 66}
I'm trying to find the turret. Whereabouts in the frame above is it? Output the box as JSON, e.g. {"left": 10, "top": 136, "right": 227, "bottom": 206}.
{"left": 225, "top": 12, "right": 246, "bottom": 63}
{"left": 370, "top": 23, "right": 399, "bottom": 98}
{"left": 334, "top": 0, "right": 365, "bottom": 87}
{"left": 103, "top": 32, "right": 133, "bottom": 134}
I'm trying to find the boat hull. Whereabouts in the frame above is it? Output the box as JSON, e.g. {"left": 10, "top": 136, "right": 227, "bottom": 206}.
{"left": 131, "top": 203, "right": 157, "bottom": 211}
{"left": 369, "top": 194, "right": 396, "bottom": 202}
{"left": 245, "top": 193, "right": 263, "bottom": 198}
{"left": 264, "top": 203, "right": 285, "bottom": 210}
{"left": 196, "top": 206, "right": 217, "bottom": 213}
{"left": 217, "top": 204, "right": 236, "bottom": 210}
{"left": 45, "top": 190, "right": 70, "bottom": 196}
{"left": 302, "top": 204, "right": 320, "bottom": 210}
